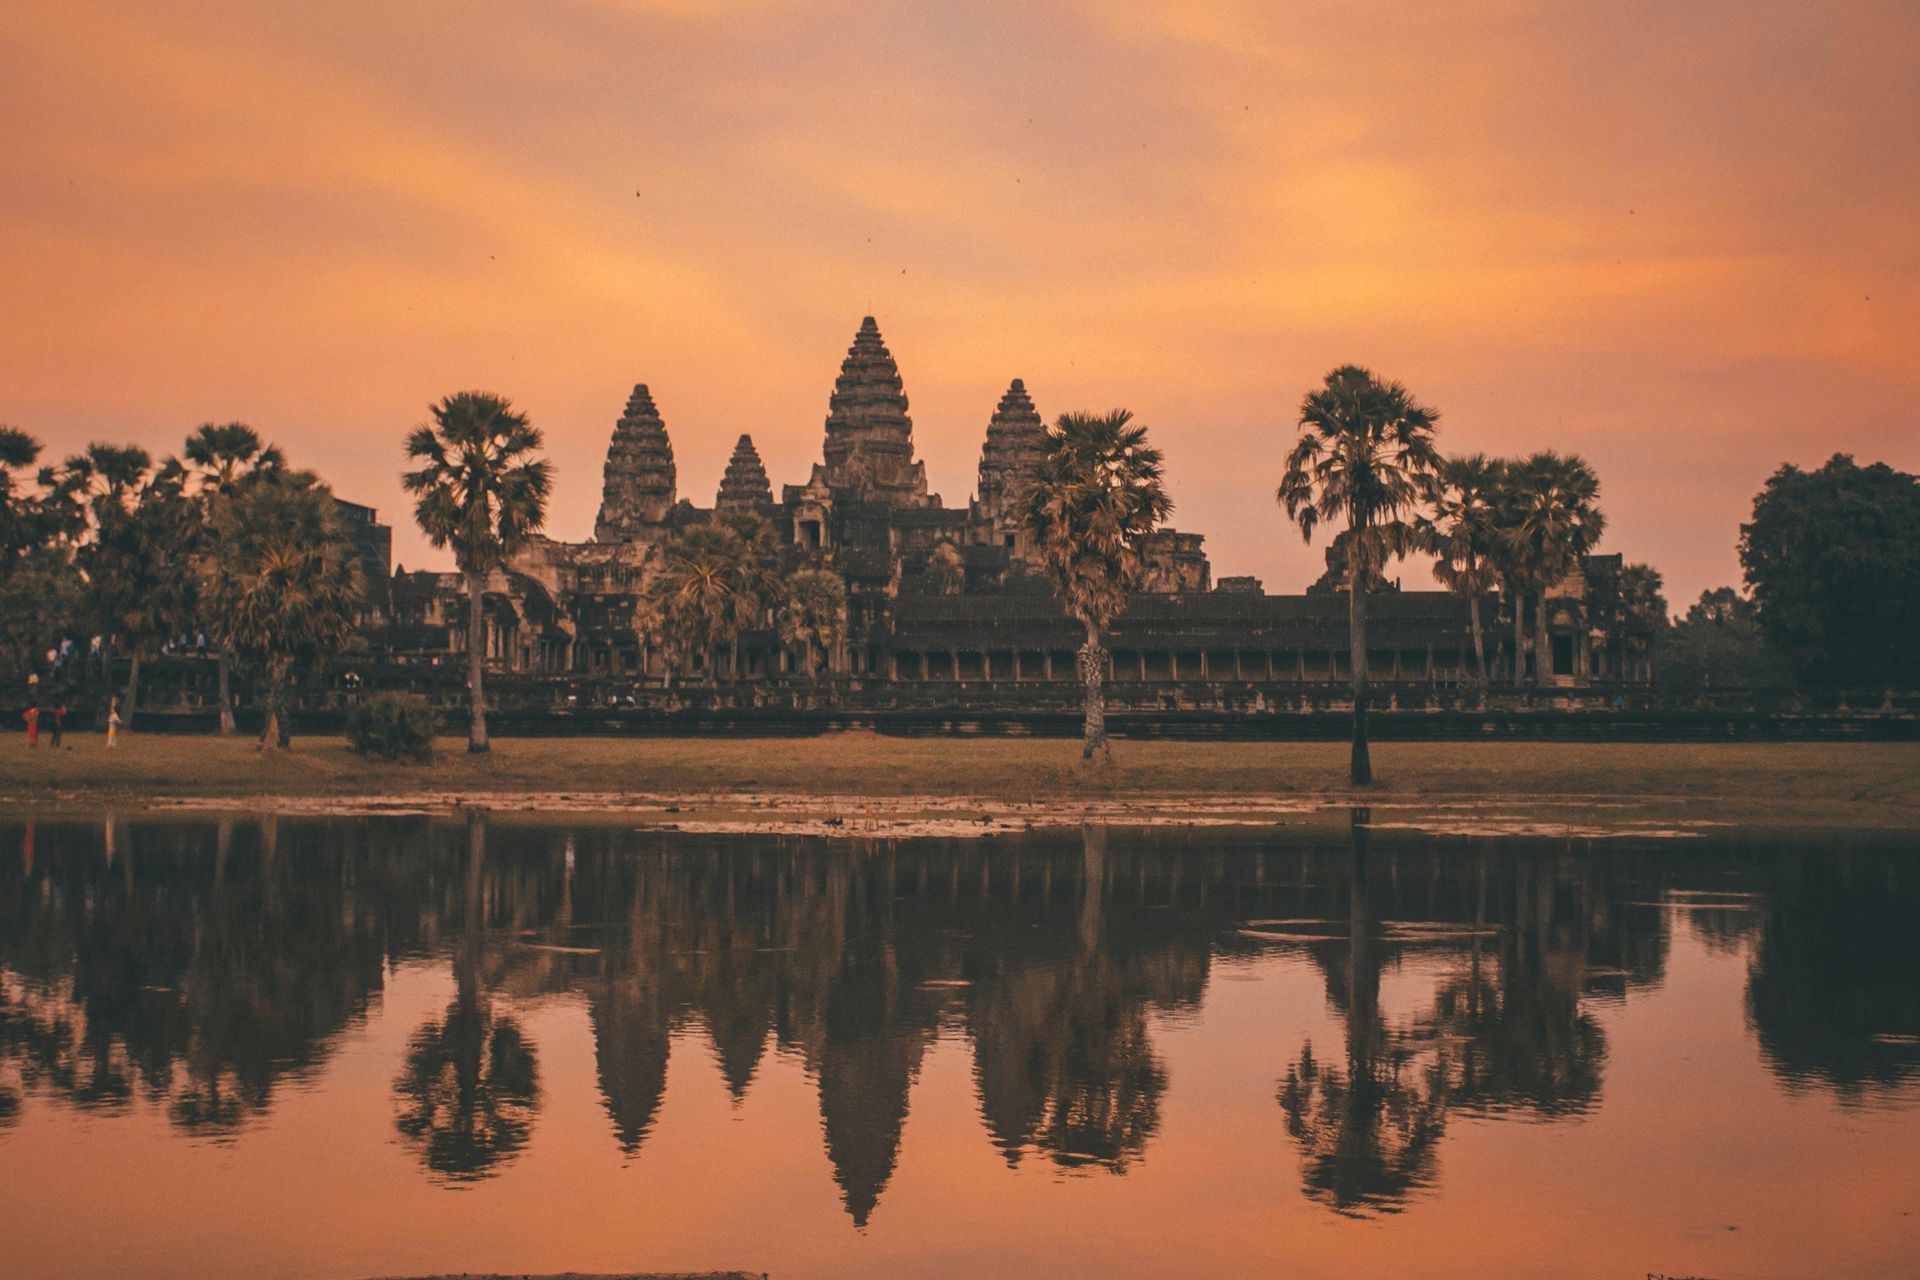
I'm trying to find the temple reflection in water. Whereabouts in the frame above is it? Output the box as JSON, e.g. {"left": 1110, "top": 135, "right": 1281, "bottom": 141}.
{"left": 2, "top": 814, "right": 1917, "bottom": 1226}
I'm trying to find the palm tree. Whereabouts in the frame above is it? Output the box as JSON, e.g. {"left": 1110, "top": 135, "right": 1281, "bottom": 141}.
{"left": 59, "top": 444, "right": 193, "bottom": 727}
{"left": 1021, "top": 410, "right": 1173, "bottom": 763}
{"left": 179, "top": 423, "right": 286, "bottom": 734}
{"left": 1425, "top": 455, "right": 1504, "bottom": 692}
{"left": 1278, "top": 366, "right": 1442, "bottom": 785}
{"left": 646, "top": 520, "right": 768, "bottom": 683}
{"left": 402, "top": 392, "right": 552, "bottom": 752}
{"left": 1500, "top": 452, "right": 1606, "bottom": 689}
{"left": 0, "top": 426, "right": 48, "bottom": 563}
{"left": 183, "top": 422, "right": 286, "bottom": 491}
{"left": 781, "top": 568, "right": 847, "bottom": 678}
{"left": 198, "top": 472, "right": 363, "bottom": 750}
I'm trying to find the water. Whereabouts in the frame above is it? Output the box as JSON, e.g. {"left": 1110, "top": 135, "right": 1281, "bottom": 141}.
{"left": 2, "top": 812, "right": 1917, "bottom": 1279}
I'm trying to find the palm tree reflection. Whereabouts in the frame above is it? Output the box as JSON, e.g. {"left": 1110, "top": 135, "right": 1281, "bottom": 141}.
{"left": 392, "top": 811, "right": 540, "bottom": 1183}
{"left": 969, "top": 824, "right": 1167, "bottom": 1173}
{"left": 1278, "top": 810, "right": 1445, "bottom": 1213}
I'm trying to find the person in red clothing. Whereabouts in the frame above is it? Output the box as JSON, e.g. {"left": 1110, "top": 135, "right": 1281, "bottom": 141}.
{"left": 22, "top": 705, "right": 39, "bottom": 747}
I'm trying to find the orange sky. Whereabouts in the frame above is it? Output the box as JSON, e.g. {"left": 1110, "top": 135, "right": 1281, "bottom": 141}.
{"left": 3, "top": 0, "right": 1916, "bottom": 605}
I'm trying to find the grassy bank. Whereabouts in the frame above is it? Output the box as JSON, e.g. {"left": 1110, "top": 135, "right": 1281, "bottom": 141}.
{"left": 2, "top": 732, "right": 1915, "bottom": 827}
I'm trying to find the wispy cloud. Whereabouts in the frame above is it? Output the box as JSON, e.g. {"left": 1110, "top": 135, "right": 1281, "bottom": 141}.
{"left": 1, "top": 0, "right": 1914, "bottom": 599}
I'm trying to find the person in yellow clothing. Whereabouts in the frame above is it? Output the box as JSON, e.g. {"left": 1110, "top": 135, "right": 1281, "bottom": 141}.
{"left": 106, "top": 697, "right": 122, "bottom": 748}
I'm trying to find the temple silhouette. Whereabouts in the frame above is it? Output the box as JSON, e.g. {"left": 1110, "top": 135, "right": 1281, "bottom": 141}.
{"left": 352, "top": 316, "right": 1655, "bottom": 697}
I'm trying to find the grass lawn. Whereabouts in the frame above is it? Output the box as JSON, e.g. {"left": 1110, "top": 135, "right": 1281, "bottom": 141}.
{"left": 1, "top": 731, "right": 1915, "bottom": 828}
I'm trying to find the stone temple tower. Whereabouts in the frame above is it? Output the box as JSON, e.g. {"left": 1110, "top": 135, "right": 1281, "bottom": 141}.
{"left": 714, "top": 434, "right": 774, "bottom": 513}
{"left": 975, "top": 377, "right": 1046, "bottom": 537}
{"left": 594, "top": 384, "right": 676, "bottom": 541}
{"left": 819, "top": 317, "right": 929, "bottom": 508}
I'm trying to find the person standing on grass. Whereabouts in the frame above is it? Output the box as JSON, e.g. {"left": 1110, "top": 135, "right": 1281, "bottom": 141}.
{"left": 107, "top": 696, "right": 122, "bottom": 748}
{"left": 49, "top": 701, "right": 65, "bottom": 748}
{"left": 22, "top": 704, "right": 38, "bottom": 747}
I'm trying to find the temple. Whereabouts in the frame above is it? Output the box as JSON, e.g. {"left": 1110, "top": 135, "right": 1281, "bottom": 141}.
{"left": 364, "top": 316, "right": 1655, "bottom": 703}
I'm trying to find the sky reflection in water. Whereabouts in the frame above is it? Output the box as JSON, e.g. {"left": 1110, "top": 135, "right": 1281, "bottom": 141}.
{"left": 2, "top": 813, "right": 1917, "bottom": 1279}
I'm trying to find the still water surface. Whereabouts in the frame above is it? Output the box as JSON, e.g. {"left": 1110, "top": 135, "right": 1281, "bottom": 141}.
{"left": 2, "top": 813, "right": 1917, "bottom": 1279}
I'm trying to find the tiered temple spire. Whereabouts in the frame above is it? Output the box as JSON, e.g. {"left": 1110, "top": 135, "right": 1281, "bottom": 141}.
{"left": 715, "top": 433, "right": 775, "bottom": 513}
{"left": 819, "top": 316, "right": 929, "bottom": 507}
{"left": 594, "top": 384, "right": 677, "bottom": 541}
{"left": 975, "top": 377, "right": 1046, "bottom": 528}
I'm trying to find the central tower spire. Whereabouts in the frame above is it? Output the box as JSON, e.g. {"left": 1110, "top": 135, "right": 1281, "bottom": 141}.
{"left": 594, "top": 384, "right": 676, "bottom": 541}
{"left": 819, "top": 316, "right": 929, "bottom": 507}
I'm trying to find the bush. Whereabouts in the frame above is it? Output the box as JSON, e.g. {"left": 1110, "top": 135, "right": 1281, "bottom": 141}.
{"left": 344, "top": 693, "right": 436, "bottom": 763}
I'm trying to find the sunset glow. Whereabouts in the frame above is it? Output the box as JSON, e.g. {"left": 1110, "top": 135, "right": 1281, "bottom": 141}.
{"left": 4, "top": 0, "right": 1916, "bottom": 602}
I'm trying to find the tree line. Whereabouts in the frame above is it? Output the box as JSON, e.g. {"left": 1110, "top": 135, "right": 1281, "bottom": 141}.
{"left": 1035, "top": 370, "right": 1643, "bottom": 779}
{"left": 5, "top": 370, "right": 1915, "bottom": 770}
{"left": 1, "top": 422, "right": 360, "bottom": 749}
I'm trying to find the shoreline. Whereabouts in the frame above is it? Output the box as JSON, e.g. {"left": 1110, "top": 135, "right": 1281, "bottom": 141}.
{"left": 4, "top": 735, "right": 1916, "bottom": 835}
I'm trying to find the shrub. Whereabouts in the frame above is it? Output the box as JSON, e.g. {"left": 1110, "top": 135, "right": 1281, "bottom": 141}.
{"left": 344, "top": 693, "right": 436, "bottom": 763}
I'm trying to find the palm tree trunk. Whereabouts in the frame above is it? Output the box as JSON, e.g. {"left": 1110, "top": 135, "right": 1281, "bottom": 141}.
{"left": 1511, "top": 589, "right": 1527, "bottom": 689}
{"left": 1078, "top": 618, "right": 1109, "bottom": 764}
{"left": 1349, "top": 580, "right": 1372, "bottom": 785}
{"left": 216, "top": 649, "right": 236, "bottom": 735}
{"left": 124, "top": 654, "right": 141, "bottom": 730}
{"left": 100, "top": 634, "right": 115, "bottom": 727}
{"left": 466, "top": 571, "right": 489, "bottom": 753}
{"left": 260, "top": 657, "right": 287, "bottom": 751}
{"left": 1468, "top": 594, "right": 1488, "bottom": 692}
{"left": 1535, "top": 593, "right": 1553, "bottom": 689}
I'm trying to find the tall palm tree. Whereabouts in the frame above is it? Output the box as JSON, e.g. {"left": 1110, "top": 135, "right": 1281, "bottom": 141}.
{"left": 1484, "top": 471, "right": 1531, "bottom": 689}
{"left": 1425, "top": 454, "right": 1504, "bottom": 692}
{"left": 1279, "top": 366, "right": 1442, "bottom": 785}
{"left": 0, "top": 426, "right": 49, "bottom": 564}
{"left": 781, "top": 568, "right": 847, "bottom": 678}
{"left": 646, "top": 520, "right": 768, "bottom": 683}
{"left": 402, "top": 392, "right": 551, "bottom": 753}
{"left": 59, "top": 444, "right": 193, "bottom": 726}
{"left": 1500, "top": 452, "right": 1606, "bottom": 689}
{"left": 179, "top": 423, "right": 286, "bottom": 734}
{"left": 198, "top": 472, "right": 363, "bottom": 750}
{"left": 1021, "top": 410, "right": 1173, "bottom": 763}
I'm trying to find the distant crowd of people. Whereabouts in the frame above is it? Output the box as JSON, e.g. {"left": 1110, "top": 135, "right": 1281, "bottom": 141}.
{"left": 17, "top": 632, "right": 150, "bottom": 750}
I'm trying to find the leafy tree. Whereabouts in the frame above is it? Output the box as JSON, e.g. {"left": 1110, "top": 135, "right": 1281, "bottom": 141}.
{"left": 403, "top": 392, "right": 552, "bottom": 752}
{"left": 1661, "top": 587, "right": 1792, "bottom": 689}
{"left": 1739, "top": 454, "right": 1920, "bottom": 686}
{"left": 178, "top": 422, "right": 287, "bottom": 733}
{"left": 1583, "top": 560, "right": 1667, "bottom": 683}
{"left": 1497, "top": 452, "right": 1606, "bottom": 688}
{"left": 1279, "top": 366, "right": 1441, "bottom": 784}
{"left": 781, "top": 568, "right": 847, "bottom": 678}
{"left": 1021, "top": 409, "right": 1173, "bottom": 763}
{"left": 0, "top": 426, "right": 78, "bottom": 684}
{"left": 198, "top": 472, "right": 363, "bottom": 749}
{"left": 1425, "top": 454, "right": 1504, "bottom": 689}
